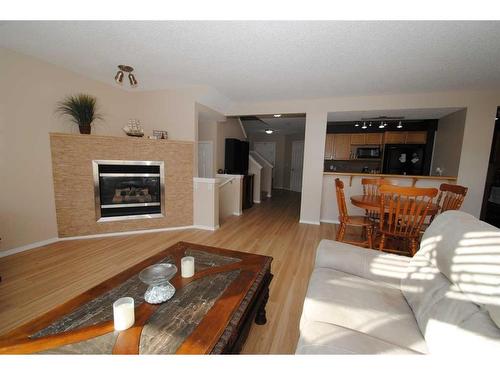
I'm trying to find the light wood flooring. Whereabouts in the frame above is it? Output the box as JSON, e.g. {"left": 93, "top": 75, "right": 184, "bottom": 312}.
{"left": 0, "top": 190, "right": 339, "bottom": 354}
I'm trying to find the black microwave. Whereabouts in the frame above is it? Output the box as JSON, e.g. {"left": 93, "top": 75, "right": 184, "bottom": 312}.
{"left": 356, "top": 147, "right": 381, "bottom": 159}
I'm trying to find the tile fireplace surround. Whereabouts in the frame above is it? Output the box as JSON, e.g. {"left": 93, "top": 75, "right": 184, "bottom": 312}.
{"left": 49, "top": 133, "right": 194, "bottom": 237}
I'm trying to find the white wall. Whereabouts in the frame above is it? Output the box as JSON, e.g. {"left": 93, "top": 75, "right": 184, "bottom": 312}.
{"left": 227, "top": 90, "right": 500, "bottom": 221}
{"left": 431, "top": 109, "right": 467, "bottom": 177}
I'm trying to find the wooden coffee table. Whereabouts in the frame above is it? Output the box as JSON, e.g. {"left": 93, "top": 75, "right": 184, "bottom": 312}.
{"left": 0, "top": 242, "right": 273, "bottom": 354}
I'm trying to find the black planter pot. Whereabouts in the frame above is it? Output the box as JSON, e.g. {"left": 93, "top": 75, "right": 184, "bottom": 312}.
{"left": 79, "top": 124, "right": 91, "bottom": 134}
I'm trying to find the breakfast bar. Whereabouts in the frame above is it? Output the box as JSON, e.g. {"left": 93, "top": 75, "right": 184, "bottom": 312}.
{"left": 320, "top": 172, "right": 457, "bottom": 224}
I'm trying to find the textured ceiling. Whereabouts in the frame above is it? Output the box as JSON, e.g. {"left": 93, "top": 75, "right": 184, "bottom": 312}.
{"left": 1, "top": 21, "right": 500, "bottom": 101}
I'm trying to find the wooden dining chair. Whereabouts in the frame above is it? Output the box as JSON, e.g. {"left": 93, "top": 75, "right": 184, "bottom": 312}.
{"left": 378, "top": 184, "right": 438, "bottom": 256}
{"left": 361, "top": 178, "right": 392, "bottom": 221}
{"left": 434, "top": 183, "right": 468, "bottom": 217}
{"left": 335, "top": 178, "right": 374, "bottom": 248}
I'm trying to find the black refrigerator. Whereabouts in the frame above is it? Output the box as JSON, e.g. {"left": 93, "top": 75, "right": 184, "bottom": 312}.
{"left": 382, "top": 144, "right": 426, "bottom": 176}
{"left": 224, "top": 138, "right": 253, "bottom": 209}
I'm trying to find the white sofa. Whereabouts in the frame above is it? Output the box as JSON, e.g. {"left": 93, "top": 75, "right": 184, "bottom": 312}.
{"left": 296, "top": 211, "right": 500, "bottom": 354}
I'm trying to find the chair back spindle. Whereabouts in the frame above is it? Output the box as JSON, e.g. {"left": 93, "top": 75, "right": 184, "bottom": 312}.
{"left": 361, "top": 178, "right": 392, "bottom": 220}
{"left": 437, "top": 183, "right": 468, "bottom": 213}
{"left": 335, "top": 178, "right": 349, "bottom": 222}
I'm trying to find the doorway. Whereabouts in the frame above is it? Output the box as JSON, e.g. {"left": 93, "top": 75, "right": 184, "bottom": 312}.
{"left": 480, "top": 107, "right": 500, "bottom": 227}
{"left": 290, "top": 141, "right": 304, "bottom": 192}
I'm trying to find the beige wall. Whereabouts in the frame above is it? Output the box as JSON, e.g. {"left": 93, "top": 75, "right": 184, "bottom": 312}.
{"left": 228, "top": 90, "right": 500, "bottom": 221}
{"left": 0, "top": 48, "right": 134, "bottom": 251}
{"left": 431, "top": 109, "right": 467, "bottom": 177}
{"left": 0, "top": 48, "right": 226, "bottom": 252}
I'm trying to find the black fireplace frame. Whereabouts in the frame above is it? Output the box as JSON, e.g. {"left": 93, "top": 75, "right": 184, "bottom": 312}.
{"left": 92, "top": 160, "right": 165, "bottom": 222}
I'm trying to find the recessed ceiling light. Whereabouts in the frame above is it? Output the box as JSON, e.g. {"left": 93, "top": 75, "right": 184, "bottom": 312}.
{"left": 397, "top": 121, "right": 403, "bottom": 129}
{"left": 273, "top": 114, "right": 282, "bottom": 118}
{"left": 354, "top": 123, "right": 359, "bottom": 127}
{"left": 265, "top": 129, "right": 274, "bottom": 134}
{"left": 361, "top": 124, "right": 367, "bottom": 129}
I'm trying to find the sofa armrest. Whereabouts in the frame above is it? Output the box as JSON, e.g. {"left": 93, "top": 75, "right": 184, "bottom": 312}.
{"left": 315, "top": 240, "right": 411, "bottom": 288}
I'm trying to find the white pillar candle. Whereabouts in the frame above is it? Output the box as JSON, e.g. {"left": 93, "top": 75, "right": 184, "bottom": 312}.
{"left": 113, "top": 297, "right": 135, "bottom": 331}
{"left": 181, "top": 256, "right": 195, "bottom": 278}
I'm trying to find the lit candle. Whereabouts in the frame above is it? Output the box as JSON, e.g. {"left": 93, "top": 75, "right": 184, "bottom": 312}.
{"left": 181, "top": 256, "right": 195, "bottom": 278}
{"left": 113, "top": 297, "right": 135, "bottom": 331}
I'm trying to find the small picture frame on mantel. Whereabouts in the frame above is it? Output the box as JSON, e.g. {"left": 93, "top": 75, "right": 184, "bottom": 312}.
{"left": 152, "top": 130, "right": 169, "bottom": 140}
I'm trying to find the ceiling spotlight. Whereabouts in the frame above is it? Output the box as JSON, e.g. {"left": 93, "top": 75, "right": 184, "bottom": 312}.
{"left": 273, "top": 114, "right": 282, "bottom": 118}
{"left": 397, "top": 121, "right": 403, "bottom": 129}
{"left": 369, "top": 122, "right": 372, "bottom": 127}
{"left": 379, "top": 121, "right": 385, "bottom": 129}
{"left": 354, "top": 123, "right": 360, "bottom": 127}
{"left": 128, "top": 73, "right": 138, "bottom": 87}
{"left": 114, "top": 70, "right": 124, "bottom": 84}
{"left": 115, "top": 65, "right": 137, "bottom": 87}
{"left": 361, "top": 123, "right": 368, "bottom": 130}
{"left": 265, "top": 129, "right": 274, "bottom": 134}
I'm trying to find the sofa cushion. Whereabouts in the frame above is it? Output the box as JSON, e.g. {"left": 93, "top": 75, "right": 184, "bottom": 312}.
{"left": 401, "top": 210, "right": 500, "bottom": 353}
{"left": 296, "top": 320, "right": 419, "bottom": 354}
{"left": 301, "top": 267, "right": 427, "bottom": 353}
{"left": 316, "top": 239, "right": 411, "bottom": 289}
{"left": 419, "top": 211, "right": 500, "bottom": 328}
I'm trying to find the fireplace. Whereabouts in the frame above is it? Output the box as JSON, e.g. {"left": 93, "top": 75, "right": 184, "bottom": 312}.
{"left": 92, "top": 160, "right": 165, "bottom": 222}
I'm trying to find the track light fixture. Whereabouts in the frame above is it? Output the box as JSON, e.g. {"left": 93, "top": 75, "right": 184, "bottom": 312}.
{"left": 115, "top": 65, "right": 138, "bottom": 87}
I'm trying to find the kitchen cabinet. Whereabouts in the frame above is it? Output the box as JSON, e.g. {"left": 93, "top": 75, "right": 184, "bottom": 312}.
{"left": 406, "top": 131, "right": 427, "bottom": 144}
{"left": 384, "top": 132, "right": 407, "bottom": 144}
{"left": 365, "top": 133, "right": 383, "bottom": 145}
{"left": 324, "top": 134, "right": 335, "bottom": 159}
{"left": 350, "top": 134, "right": 366, "bottom": 145}
{"left": 333, "top": 134, "right": 351, "bottom": 160}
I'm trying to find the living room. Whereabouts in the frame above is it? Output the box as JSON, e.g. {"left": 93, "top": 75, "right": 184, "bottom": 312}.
{"left": 1, "top": 3, "right": 500, "bottom": 374}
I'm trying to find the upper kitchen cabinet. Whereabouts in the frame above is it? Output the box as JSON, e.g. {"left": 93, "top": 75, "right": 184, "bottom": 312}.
{"left": 324, "top": 134, "right": 351, "bottom": 160}
{"left": 333, "top": 134, "right": 351, "bottom": 160}
{"left": 384, "top": 131, "right": 407, "bottom": 144}
{"left": 406, "top": 131, "right": 427, "bottom": 144}
{"left": 324, "top": 134, "right": 335, "bottom": 159}
{"left": 365, "top": 133, "right": 383, "bottom": 145}
{"left": 350, "top": 133, "right": 366, "bottom": 145}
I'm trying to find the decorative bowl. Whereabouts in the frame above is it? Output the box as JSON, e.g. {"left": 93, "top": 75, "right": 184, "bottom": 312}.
{"left": 139, "top": 263, "right": 177, "bottom": 304}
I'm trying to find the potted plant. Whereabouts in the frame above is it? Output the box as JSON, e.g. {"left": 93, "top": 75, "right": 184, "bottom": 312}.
{"left": 56, "top": 94, "right": 103, "bottom": 134}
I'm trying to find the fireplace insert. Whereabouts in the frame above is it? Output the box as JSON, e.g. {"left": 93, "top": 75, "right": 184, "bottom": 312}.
{"left": 92, "top": 160, "right": 165, "bottom": 222}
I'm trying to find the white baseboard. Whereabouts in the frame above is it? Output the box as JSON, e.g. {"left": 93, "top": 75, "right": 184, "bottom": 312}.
{"left": 320, "top": 219, "right": 340, "bottom": 224}
{"left": 267, "top": 193, "right": 272, "bottom": 198}
{"left": 253, "top": 200, "right": 261, "bottom": 204}
{"left": 0, "top": 237, "right": 59, "bottom": 258}
{"left": 192, "top": 224, "right": 220, "bottom": 231}
{"left": 0, "top": 224, "right": 220, "bottom": 258}
{"left": 233, "top": 211, "right": 243, "bottom": 216}
{"left": 299, "top": 220, "right": 321, "bottom": 225}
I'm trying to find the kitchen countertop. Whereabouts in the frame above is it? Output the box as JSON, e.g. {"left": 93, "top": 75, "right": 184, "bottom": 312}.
{"left": 324, "top": 171, "right": 457, "bottom": 186}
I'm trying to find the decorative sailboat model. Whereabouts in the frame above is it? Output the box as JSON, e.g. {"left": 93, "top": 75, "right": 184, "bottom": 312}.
{"left": 123, "top": 119, "right": 144, "bottom": 137}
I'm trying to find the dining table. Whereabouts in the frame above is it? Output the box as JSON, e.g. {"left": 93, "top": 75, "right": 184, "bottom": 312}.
{"left": 350, "top": 194, "right": 440, "bottom": 216}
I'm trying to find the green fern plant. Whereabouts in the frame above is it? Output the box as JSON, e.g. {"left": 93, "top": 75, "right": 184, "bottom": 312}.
{"left": 56, "top": 94, "right": 103, "bottom": 134}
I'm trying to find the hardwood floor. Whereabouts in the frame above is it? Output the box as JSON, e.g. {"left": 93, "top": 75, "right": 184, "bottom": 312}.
{"left": 0, "top": 190, "right": 338, "bottom": 354}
